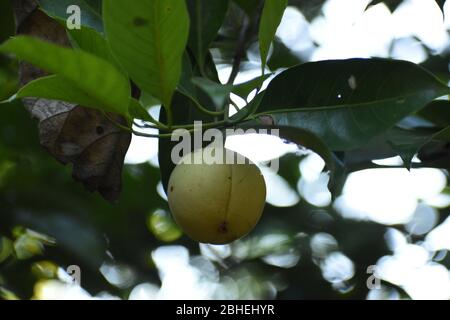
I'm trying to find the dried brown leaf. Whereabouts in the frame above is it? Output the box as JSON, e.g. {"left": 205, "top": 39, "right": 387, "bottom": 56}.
{"left": 13, "top": 2, "right": 131, "bottom": 202}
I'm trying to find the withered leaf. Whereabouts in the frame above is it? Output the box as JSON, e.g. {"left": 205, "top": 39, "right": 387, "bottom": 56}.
{"left": 13, "top": 1, "right": 132, "bottom": 202}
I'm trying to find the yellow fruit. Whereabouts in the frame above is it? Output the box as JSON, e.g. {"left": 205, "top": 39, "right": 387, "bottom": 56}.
{"left": 167, "top": 146, "right": 266, "bottom": 244}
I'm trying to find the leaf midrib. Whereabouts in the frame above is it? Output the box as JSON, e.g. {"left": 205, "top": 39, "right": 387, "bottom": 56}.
{"left": 256, "top": 89, "right": 448, "bottom": 116}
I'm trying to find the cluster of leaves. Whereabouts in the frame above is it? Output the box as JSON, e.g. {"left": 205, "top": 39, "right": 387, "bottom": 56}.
{"left": 1, "top": 0, "right": 449, "bottom": 199}
{"left": 0, "top": 0, "right": 449, "bottom": 299}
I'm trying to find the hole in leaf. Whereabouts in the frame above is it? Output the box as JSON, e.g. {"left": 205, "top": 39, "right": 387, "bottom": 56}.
{"left": 96, "top": 126, "right": 104, "bottom": 135}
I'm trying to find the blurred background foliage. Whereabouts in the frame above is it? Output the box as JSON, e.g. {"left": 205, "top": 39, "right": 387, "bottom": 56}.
{"left": 1, "top": 0, "right": 450, "bottom": 299}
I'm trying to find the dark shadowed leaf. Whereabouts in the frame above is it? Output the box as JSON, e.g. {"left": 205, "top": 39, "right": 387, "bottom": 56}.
{"left": 289, "top": 0, "right": 326, "bottom": 22}
{"left": 435, "top": 0, "right": 446, "bottom": 14}
{"left": 366, "top": 0, "right": 403, "bottom": 12}
{"left": 258, "top": 0, "right": 287, "bottom": 72}
{"left": 256, "top": 58, "right": 450, "bottom": 150}
{"left": 233, "top": 0, "right": 262, "bottom": 16}
{"left": 384, "top": 126, "right": 439, "bottom": 169}
{"left": 367, "top": 0, "right": 445, "bottom": 15}
{"left": 267, "top": 39, "right": 303, "bottom": 71}
{"left": 186, "top": 0, "right": 229, "bottom": 72}
{"left": 0, "top": 0, "right": 15, "bottom": 44}
{"left": 191, "top": 77, "right": 231, "bottom": 109}
{"left": 418, "top": 99, "right": 450, "bottom": 128}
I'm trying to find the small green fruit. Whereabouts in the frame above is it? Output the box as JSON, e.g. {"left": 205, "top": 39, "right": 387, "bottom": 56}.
{"left": 167, "top": 146, "right": 266, "bottom": 244}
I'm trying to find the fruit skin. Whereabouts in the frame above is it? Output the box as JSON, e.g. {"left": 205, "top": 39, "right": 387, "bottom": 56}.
{"left": 167, "top": 147, "right": 266, "bottom": 244}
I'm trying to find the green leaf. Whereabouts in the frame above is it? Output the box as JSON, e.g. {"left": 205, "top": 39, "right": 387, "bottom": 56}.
{"left": 386, "top": 125, "right": 450, "bottom": 169}
{"left": 366, "top": 0, "right": 402, "bottom": 12}
{"left": 267, "top": 39, "right": 302, "bottom": 71}
{"left": 129, "top": 98, "right": 156, "bottom": 123}
{"left": 103, "top": 0, "right": 190, "bottom": 108}
{"left": 178, "top": 52, "right": 197, "bottom": 97}
{"left": 232, "top": 74, "right": 271, "bottom": 100}
{"left": 0, "top": 36, "right": 130, "bottom": 116}
{"left": 233, "top": 0, "right": 262, "bottom": 16}
{"left": 435, "top": 126, "right": 450, "bottom": 141}
{"left": 435, "top": 0, "right": 446, "bottom": 14}
{"left": 418, "top": 100, "right": 450, "bottom": 128}
{"left": 38, "top": 0, "right": 103, "bottom": 32}
{"left": 15, "top": 75, "right": 102, "bottom": 109}
{"left": 385, "top": 126, "right": 438, "bottom": 169}
{"left": 187, "top": 0, "right": 229, "bottom": 72}
{"left": 256, "top": 58, "right": 450, "bottom": 150}
{"left": 293, "top": 0, "right": 327, "bottom": 22}
{"left": 191, "top": 77, "right": 231, "bottom": 109}
{"left": 140, "top": 91, "right": 162, "bottom": 109}
{"left": 67, "top": 26, "right": 123, "bottom": 72}
{"left": 258, "top": 0, "right": 287, "bottom": 72}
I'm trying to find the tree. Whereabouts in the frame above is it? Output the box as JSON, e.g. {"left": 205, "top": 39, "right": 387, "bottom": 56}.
{"left": 0, "top": 0, "right": 449, "bottom": 300}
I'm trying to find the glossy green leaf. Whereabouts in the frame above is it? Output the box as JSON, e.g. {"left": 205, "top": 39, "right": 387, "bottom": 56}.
{"left": 256, "top": 58, "right": 450, "bottom": 150}
{"left": 103, "top": 0, "right": 190, "bottom": 108}
{"left": 38, "top": 0, "right": 103, "bottom": 32}
{"left": 15, "top": 75, "right": 102, "bottom": 110}
{"left": 187, "top": 0, "right": 229, "bottom": 72}
{"left": 0, "top": 36, "right": 130, "bottom": 116}
{"left": 191, "top": 77, "right": 231, "bottom": 109}
{"left": 259, "top": 0, "right": 287, "bottom": 72}
{"left": 129, "top": 98, "right": 156, "bottom": 122}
